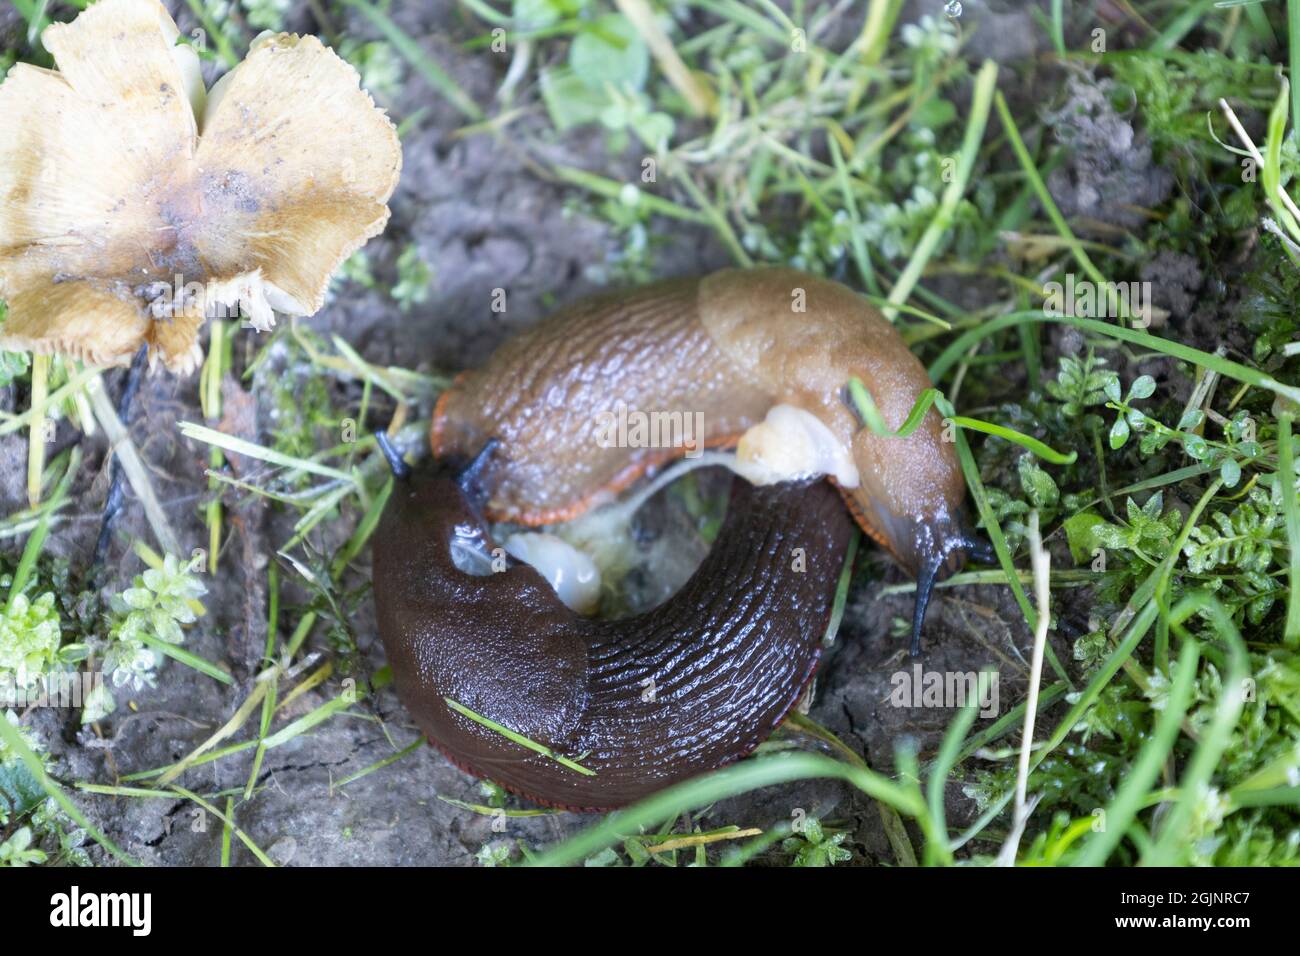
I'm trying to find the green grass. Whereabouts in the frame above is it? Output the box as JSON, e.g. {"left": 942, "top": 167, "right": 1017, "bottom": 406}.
{"left": 451, "top": 0, "right": 1300, "bottom": 867}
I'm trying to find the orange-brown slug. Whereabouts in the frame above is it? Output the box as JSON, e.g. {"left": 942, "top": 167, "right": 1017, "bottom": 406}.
{"left": 430, "top": 267, "right": 987, "bottom": 646}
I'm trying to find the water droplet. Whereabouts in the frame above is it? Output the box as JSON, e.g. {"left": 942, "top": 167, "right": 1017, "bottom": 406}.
{"left": 944, "top": 0, "right": 963, "bottom": 17}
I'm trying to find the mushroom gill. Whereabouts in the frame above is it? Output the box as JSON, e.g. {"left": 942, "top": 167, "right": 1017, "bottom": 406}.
{"left": 0, "top": 0, "right": 402, "bottom": 374}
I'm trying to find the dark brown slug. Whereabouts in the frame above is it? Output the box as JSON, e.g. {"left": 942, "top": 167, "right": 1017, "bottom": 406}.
{"left": 372, "top": 455, "right": 853, "bottom": 811}
{"left": 373, "top": 266, "right": 988, "bottom": 809}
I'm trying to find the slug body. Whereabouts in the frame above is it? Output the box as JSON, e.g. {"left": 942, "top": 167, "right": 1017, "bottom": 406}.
{"left": 375, "top": 267, "right": 984, "bottom": 809}
{"left": 431, "top": 267, "right": 977, "bottom": 642}
{"left": 431, "top": 268, "right": 972, "bottom": 582}
{"left": 373, "top": 465, "right": 852, "bottom": 810}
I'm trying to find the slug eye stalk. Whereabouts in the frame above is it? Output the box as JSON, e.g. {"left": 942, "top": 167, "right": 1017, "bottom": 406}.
{"left": 912, "top": 556, "right": 942, "bottom": 659}
{"left": 456, "top": 438, "right": 500, "bottom": 505}
{"left": 374, "top": 432, "right": 410, "bottom": 479}
{"left": 885, "top": 510, "right": 994, "bottom": 657}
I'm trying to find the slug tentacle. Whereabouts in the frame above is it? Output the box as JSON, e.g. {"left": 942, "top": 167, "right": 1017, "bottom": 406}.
{"left": 374, "top": 430, "right": 410, "bottom": 479}
{"left": 456, "top": 436, "right": 501, "bottom": 507}
{"left": 877, "top": 507, "right": 988, "bottom": 656}
{"left": 912, "top": 557, "right": 941, "bottom": 659}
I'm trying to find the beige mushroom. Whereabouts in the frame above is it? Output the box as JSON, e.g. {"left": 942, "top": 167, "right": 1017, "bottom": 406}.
{"left": 0, "top": 0, "right": 402, "bottom": 374}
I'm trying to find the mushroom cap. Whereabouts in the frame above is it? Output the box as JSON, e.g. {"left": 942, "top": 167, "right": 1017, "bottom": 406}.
{"left": 0, "top": 0, "right": 402, "bottom": 373}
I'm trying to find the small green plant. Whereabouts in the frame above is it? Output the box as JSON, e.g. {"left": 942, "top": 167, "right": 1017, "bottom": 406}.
{"left": 84, "top": 555, "right": 207, "bottom": 722}
{"left": 111, "top": 554, "right": 207, "bottom": 646}
{"left": 538, "top": 10, "right": 674, "bottom": 150}
{"left": 261, "top": 329, "right": 346, "bottom": 478}
{"left": 1083, "top": 494, "right": 1182, "bottom": 564}
{"left": 1045, "top": 351, "right": 1119, "bottom": 420}
{"left": 0, "top": 349, "right": 29, "bottom": 387}
{"left": 391, "top": 244, "right": 433, "bottom": 312}
{"left": 0, "top": 592, "right": 61, "bottom": 693}
{"left": 0, "top": 826, "right": 45, "bottom": 866}
{"left": 1104, "top": 375, "right": 1258, "bottom": 488}
{"left": 0, "top": 710, "right": 43, "bottom": 828}
{"left": 336, "top": 250, "right": 377, "bottom": 290}
{"left": 984, "top": 455, "right": 1062, "bottom": 551}
{"left": 0, "top": 710, "right": 45, "bottom": 848}
{"left": 570, "top": 184, "right": 660, "bottom": 285}
{"left": 475, "top": 841, "right": 515, "bottom": 867}
{"left": 240, "top": 0, "right": 290, "bottom": 32}
{"left": 781, "top": 818, "right": 852, "bottom": 867}
{"left": 0, "top": 710, "right": 89, "bottom": 867}
{"left": 1110, "top": 49, "right": 1276, "bottom": 165}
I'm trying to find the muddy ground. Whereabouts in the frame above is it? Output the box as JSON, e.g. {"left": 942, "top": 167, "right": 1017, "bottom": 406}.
{"left": 3, "top": 1, "right": 1141, "bottom": 865}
